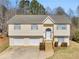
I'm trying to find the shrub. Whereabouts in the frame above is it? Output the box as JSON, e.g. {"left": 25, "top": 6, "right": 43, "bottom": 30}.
{"left": 61, "top": 42, "right": 67, "bottom": 47}
{"left": 39, "top": 42, "right": 45, "bottom": 51}
{"left": 73, "top": 30, "right": 79, "bottom": 42}
{"left": 54, "top": 42, "right": 58, "bottom": 47}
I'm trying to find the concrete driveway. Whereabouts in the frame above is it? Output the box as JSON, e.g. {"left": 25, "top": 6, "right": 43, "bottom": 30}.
{"left": 0, "top": 46, "right": 46, "bottom": 59}
{"left": 0, "top": 47, "right": 54, "bottom": 59}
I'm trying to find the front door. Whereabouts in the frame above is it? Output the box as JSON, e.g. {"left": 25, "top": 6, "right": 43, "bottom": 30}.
{"left": 45, "top": 28, "right": 51, "bottom": 40}
{"left": 46, "top": 31, "right": 51, "bottom": 39}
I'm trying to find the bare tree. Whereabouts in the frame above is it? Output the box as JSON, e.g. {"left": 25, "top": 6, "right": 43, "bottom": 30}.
{"left": 76, "top": 6, "right": 79, "bottom": 16}
{"left": 46, "top": 7, "right": 53, "bottom": 15}
{"left": 0, "top": 0, "right": 11, "bottom": 35}
{"left": 68, "top": 8, "right": 74, "bottom": 18}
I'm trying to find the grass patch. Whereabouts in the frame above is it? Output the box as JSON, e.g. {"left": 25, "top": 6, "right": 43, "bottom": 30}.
{"left": 47, "top": 41, "right": 79, "bottom": 59}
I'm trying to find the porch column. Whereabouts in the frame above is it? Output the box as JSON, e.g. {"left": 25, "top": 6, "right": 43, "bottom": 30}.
{"left": 43, "top": 31, "right": 45, "bottom": 39}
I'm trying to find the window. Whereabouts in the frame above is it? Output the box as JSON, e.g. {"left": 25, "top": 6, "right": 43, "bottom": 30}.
{"left": 57, "top": 25, "right": 67, "bottom": 30}
{"left": 58, "top": 37, "right": 64, "bottom": 46}
{"left": 31, "top": 24, "right": 38, "bottom": 30}
{"left": 58, "top": 37, "right": 64, "bottom": 43}
{"left": 14, "top": 24, "right": 21, "bottom": 30}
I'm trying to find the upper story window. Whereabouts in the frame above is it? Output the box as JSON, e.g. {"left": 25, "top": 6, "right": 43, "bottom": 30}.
{"left": 14, "top": 24, "right": 21, "bottom": 30}
{"left": 57, "top": 25, "right": 67, "bottom": 30}
{"left": 31, "top": 24, "right": 38, "bottom": 30}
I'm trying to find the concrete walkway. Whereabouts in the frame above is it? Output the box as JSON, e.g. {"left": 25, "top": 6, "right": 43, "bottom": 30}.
{"left": 0, "top": 46, "right": 54, "bottom": 59}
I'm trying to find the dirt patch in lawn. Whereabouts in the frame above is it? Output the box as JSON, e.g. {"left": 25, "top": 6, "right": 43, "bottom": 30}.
{"left": 0, "top": 35, "right": 9, "bottom": 53}
{"left": 47, "top": 41, "right": 79, "bottom": 59}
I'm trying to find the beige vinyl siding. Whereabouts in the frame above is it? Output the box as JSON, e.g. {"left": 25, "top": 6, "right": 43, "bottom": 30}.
{"left": 8, "top": 24, "right": 43, "bottom": 36}
{"left": 54, "top": 24, "right": 70, "bottom": 36}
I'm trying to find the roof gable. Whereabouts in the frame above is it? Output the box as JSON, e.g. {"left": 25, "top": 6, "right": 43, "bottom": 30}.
{"left": 43, "top": 16, "right": 55, "bottom": 24}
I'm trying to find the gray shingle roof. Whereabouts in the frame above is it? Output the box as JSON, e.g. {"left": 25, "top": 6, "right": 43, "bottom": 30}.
{"left": 51, "top": 15, "right": 71, "bottom": 24}
{"left": 7, "top": 15, "right": 71, "bottom": 24}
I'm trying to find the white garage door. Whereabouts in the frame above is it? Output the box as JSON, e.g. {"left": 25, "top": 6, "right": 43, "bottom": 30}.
{"left": 9, "top": 38, "right": 43, "bottom": 46}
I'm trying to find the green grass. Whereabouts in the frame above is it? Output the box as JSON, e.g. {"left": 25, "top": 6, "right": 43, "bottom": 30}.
{"left": 47, "top": 41, "right": 79, "bottom": 59}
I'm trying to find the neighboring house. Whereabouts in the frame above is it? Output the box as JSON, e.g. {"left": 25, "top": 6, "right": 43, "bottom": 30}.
{"left": 7, "top": 15, "right": 71, "bottom": 47}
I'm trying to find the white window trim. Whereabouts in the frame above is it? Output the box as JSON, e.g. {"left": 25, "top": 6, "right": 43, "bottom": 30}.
{"left": 14, "top": 24, "right": 21, "bottom": 30}
{"left": 31, "top": 24, "right": 38, "bottom": 30}
{"left": 57, "top": 24, "right": 67, "bottom": 30}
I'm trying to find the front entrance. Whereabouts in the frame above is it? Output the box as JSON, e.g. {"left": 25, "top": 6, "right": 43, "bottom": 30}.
{"left": 45, "top": 28, "right": 51, "bottom": 40}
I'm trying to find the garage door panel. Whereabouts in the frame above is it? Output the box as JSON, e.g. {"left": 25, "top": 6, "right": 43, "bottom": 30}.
{"left": 14, "top": 39, "right": 24, "bottom": 45}
{"left": 10, "top": 38, "right": 25, "bottom": 46}
{"left": 9, "top": 38, "right": 43, "bottom": 46}
{"left": 25, "top": 39, "right": 42, "bottom": 46}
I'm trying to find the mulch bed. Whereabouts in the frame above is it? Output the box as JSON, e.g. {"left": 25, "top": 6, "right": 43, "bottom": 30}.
{"left": 0, "top": 35, "right": 9, "bottom": 53}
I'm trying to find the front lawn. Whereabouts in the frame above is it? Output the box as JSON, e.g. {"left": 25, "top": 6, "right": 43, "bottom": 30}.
{"left": 47, "top": 41, "right": 79, "bottom": 59}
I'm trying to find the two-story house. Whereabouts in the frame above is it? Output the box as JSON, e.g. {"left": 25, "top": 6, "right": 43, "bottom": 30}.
{"left": 7, "top": 15, "right": 71, "bottom": 47}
